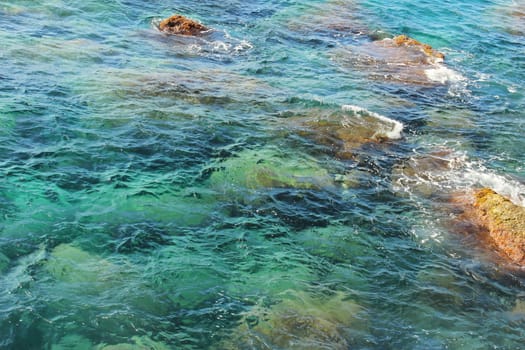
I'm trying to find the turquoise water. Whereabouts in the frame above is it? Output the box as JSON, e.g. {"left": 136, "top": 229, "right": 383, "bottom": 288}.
{"left": 1, "top": 0, "right": 524, "bottom": 348}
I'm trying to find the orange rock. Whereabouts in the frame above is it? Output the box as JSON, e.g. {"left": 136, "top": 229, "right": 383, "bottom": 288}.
{"left": 392, "top": 34, "right": 445, "bottom": 61}
{"left": 158, "top": 14, "right": 209, "bottom": 36}
{"left": 472, "top": 188, "right": 525, "bottom": 265}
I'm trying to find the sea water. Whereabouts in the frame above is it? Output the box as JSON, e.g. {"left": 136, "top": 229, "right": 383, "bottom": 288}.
{"left": 0, "top": 0, "right": 524, "bottom": 349}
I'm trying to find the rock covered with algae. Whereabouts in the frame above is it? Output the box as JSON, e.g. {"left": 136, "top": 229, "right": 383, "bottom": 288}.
{"left": 158, "top": 14, "right": 209, "bottom": 36}
{"left": 218, "top": 291, "right": 363, "bottom": 350}
{"left": 207, "top": 147, "right": 334, "bottom": 193}
{"left": 284, "top": 105, "right": 403, "bottom": 159}
{"left": 469, "top": 188, "right": 525, "bottom": 265}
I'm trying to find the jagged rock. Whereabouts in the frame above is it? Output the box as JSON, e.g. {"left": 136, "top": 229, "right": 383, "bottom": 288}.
{"left": 450, "top": 188, "right": 525, "bottom": 266}
{"left": 284, "top": 105, "right": 402, "bottom": 159}
{"left": 158, "top": 14, "right": 209, "bottom": 36}
{"left": 470, "top": 188, "right": 525, "bottom": 265}
{"left": 391, "top": 35, "right": 445, "bottom": 61}
{"left": 219, "top": 291, "right": 362, "bottom": 350}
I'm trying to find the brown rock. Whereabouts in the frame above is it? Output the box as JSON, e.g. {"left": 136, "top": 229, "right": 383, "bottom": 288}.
{"left": 158, "top": 14, "right": 209, "bottom": 36}
{"left": 392, "top": 35, "right": 445, "bottom": 61}
{"left": 471, "top": 188, "right": 525, "bottom": 265}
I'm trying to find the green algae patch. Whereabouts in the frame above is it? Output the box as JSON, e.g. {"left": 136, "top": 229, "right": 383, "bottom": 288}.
{"left": 207, "top": 147, "right": 334, "bottom": 194}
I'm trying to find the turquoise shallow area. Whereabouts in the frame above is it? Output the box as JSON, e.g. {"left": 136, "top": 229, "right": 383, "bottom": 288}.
{"left": 1, "top": 0, "right": 524, "bottom": 349}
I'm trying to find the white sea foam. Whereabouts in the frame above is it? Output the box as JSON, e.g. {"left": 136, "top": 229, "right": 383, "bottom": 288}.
{"left": 341, "top": 105, "right": 404, "bottom": 139}
{"left": 424, "top": 65, "right": 465, "bottom": 84}
{"left": 212, "top": 40, "right": 231, "bottom": 52}
{"left": 234, "top": 40, "right": 254, "bottom": 53}
{"left": 463, "top": 165, "right": 525, "bottom": 207}
{"left": 393, "top": 149, "right": 525, "bottom": 207}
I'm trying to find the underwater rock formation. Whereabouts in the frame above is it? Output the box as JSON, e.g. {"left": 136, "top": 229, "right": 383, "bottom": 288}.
{"left": 470, "top": 188, "right": 525, "bottom": 265}
{"left": 158, "top": 14, "right": 209, "bottom": 36}
{"left": 219, "top": 291, "right": 362, "bottom": 350}
{"left": 285, "top": 105, "right": 403, "bottom": 159}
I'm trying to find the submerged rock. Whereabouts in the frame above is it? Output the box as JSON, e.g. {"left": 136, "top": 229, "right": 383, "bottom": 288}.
{"left": 391, "top": 149, "right": 464, "bottom": 197}
{"left": 79, "top": 68, "right": 270, "bottom": 112}
{"left": 52, "top": 334, "right": 93, "bottom": 350}
{"left": 512, "top": 299, "right": 525, "bottom": 316}
{"left": 494, "top": 2, "right": 525, "bottom": 36}
{"left": 220, "top": 291, "right": 362, "bottom": 350}
{"left": 45, "top": 244, "right": 116, "bottom": 284}
{"left": 95, "top": 336, "right": 170, "bottom": 350}
{"left": 470, "top": 188, "right": 525, "bottom": 265}
{"left": 334, "top": 35, "right": 457, "bottom": 85}
{"left": 0, "top": 252, "right": 9, "bottom": 273}
{"left": 286, "top": 0, "right": 368, "bottom": 36}
{"left": 207, "top": 147, "right": 334, "bottom": 193}
{"left": 158, "top": 14, "right": 209, "bottom": 36}
{"left": 284, "top": 105, "right": 403, "bottom": 159}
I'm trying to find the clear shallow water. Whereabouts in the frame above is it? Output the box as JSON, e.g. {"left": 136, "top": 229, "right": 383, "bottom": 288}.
{"left": 0, "top": 0, "right": 524, "bottom": 349}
